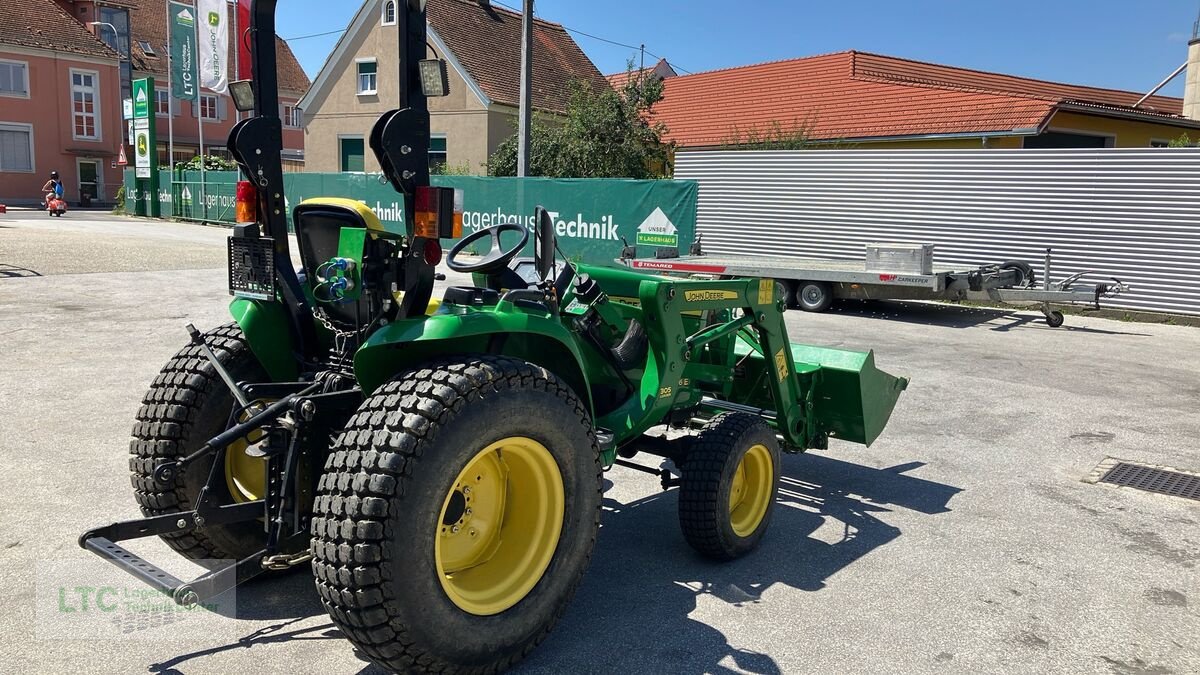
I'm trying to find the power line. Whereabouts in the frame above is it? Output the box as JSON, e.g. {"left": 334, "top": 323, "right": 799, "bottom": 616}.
{"left": 490, "top": 0, "right": 691, "bottom": 74}
{"left": 283, "top": 28, "right": 344, "bottom": 41}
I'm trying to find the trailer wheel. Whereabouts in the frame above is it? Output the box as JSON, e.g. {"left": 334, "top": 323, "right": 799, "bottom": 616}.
{"left": 679, "top": 412, "right": 781, "bottom": 560}
{"left": 312, "top": 356, "right": 602, "bottom": 673}
{"left": 796, "top": 281, "right": 833, "bottom": 312}
{"left": 1045, "top": 310, "right": 1065, "bottom": 328}
{"left": 129, "top": 323, "right": 270, "bottom": 565}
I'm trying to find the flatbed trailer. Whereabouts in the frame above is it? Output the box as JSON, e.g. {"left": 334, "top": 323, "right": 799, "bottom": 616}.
{"left": 623, "top": 247, "right": 1127, "bottom": 328}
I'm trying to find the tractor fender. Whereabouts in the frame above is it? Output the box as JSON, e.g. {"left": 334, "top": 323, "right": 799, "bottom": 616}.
{"left": 354, "top": 310, "right": 595, "bottom": 417}
{"left": 229, "top": 297, "right": 300, "bottom": 381}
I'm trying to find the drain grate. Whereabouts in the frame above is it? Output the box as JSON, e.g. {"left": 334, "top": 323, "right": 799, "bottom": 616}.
{"left": 1098, "top": 462, "right": 1200, "bottom": 501}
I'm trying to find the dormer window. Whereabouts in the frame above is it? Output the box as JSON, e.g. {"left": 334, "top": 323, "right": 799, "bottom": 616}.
{"left": 138, "top": 40, "right": 156, "bottom": 57}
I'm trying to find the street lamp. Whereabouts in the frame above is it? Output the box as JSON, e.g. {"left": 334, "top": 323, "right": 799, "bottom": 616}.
{"left": 89, "top": 21, "right": 129, "bottom": 90}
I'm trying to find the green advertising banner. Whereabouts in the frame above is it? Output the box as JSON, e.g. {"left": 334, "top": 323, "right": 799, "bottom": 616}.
{"left": 169, "top": 1, "right": 199, "bottom": 100}
{"left": 129, "top": 171, "right": 699, "bottom": 266}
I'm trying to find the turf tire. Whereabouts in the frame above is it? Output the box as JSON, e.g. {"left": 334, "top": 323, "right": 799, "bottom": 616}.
{"left": 310, "top": 355, "right": 602, "bottom": 673}
{"left": 128, "top": 323, "right": 268, "bottom": 564}
{"left": 679, "top": 412, "right": 781, "bottom": 560}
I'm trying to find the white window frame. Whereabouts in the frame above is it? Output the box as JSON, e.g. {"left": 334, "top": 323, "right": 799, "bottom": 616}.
{"left": 381, "top": 0, "right": 396, "bottom": 26}
{"left": 155, "top": 88, "right": 171, "bottom": 117}
{"left": 199, "top": 94, "right": 219, "bottom": 120}
{"left": 282, "top": 103, "right": 302, "bottom": 128}
{"left": 0, "top": 121, "right": 35, "bottom": 173}
{"left": 70, "top": 68, "right": 101, "bottom": 141}
{"left": 356, "top": 58, "right": 378, "bottom": 96}
{"left": 0, "top": 59, "right": 30, "bottom": 99}
{"left": 76, "top": 157, "right": 104, "bottom": 201}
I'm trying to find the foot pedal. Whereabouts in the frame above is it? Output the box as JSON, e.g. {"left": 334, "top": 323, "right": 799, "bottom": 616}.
{"left": 82, "top": 537, "right": 185, "bottom": 597}
{"left": 596, "top": 429, "right": 615, "bottom": 453}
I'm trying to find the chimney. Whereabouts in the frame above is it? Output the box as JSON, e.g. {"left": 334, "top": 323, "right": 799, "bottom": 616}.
{"left": 476, "top": 0, "right": 491, "bottom": 8}
{"left": 1188, "top": 17, "right": 1200, "bottom": 119}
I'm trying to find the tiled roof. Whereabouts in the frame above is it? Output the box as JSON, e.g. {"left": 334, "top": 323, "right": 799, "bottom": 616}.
{"left": 429, "top": 0, "right": 610, "bottom": 112}
{"left": 853, "top": 52, "right": 1182, "bottom": 114}
{"left": 0, "top": 0, "right": 120, "bottom": 60}
{"left": 121, "top": 0, "right": 310, "bottom": 94}
{"left": 654, "top": 50, "right": 1189, "bottom": 148}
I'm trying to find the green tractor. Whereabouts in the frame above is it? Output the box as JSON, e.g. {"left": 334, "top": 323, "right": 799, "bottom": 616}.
{"left": 81, "top": 1, "right": 907, "bottom": 671}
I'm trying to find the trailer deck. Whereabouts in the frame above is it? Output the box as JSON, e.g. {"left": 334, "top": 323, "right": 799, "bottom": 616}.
{"left": 623, "top": 248, "right": 1127, "bottom": 328}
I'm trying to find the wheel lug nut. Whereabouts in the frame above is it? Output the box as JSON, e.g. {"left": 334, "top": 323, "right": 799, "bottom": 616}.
{"left": 469, "top": 529, "right": 476, "bottom": 537}
{"left": 451, "top": 525, "right": 459, "bottom": 533}
{"left": 465, "top": 508, "right": 472, "bottom": 515}
{"left": 463, "top": 486, "right": 471, "bottom": 494}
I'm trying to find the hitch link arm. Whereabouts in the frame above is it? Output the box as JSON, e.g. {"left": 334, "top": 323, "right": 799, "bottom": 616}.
{"left": 187, "top": 323, "right": 251, "bottom": 409}
{"left": 153, "top": 383, "right": 321, "bottom": 484}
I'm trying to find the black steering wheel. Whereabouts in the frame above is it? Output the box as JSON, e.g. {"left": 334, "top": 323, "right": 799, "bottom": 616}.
{"left": 446, "top": 223, "right": 530, "bottom": 274}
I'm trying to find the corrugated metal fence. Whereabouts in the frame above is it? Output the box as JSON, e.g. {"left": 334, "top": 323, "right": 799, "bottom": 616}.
{"left": 675, "top": 148, "right": 1200, "bottom": 316}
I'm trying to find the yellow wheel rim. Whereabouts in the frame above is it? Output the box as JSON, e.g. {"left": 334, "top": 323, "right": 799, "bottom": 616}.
{"left": 224, "top": 408, "right": 268, "bottom": 503}
{"left": 435, "top": 437, "right": 564, "bottom": 616}
{"left": 728, "top": 444, "right": 773, "bottom": 537}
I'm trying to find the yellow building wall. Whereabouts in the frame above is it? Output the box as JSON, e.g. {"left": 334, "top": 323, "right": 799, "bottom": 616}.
{"left": 303, "top": 19, "right": 491, "bottom": 173}
{"left": 831, "top": 113, "right": 1196, "bottom": 149}
{"left": 1043, "top": 111, "right": 1194, "bottom": 147}
{"left": 846, "top": 137, "right": 1024, "bottom": 149}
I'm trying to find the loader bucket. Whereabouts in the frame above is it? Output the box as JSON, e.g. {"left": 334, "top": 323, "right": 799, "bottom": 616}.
{"left": 791, "top": 343, "right": 909, "bottom": 447}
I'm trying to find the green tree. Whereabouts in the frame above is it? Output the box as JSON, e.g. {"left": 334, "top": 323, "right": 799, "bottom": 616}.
{"left": 1167, "top": 133, "right": 1194, "bottom": 148}
{"left": 488, "top": 71, "right": 670, "bottom": 178}
{"left": 721, "top": 118, "right": 850, "bottom": 150}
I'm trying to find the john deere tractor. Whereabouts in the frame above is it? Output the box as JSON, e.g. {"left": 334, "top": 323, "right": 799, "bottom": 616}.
{"left": 80, "top": 1, "right": 907, "bottom": 671}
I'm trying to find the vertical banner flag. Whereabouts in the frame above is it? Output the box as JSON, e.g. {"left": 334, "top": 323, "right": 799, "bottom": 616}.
{"left": 197, "top": 0, "right": 229, "bottom": 93}
{"left": 169, "top": 1, "right": 198, "bottom": 100}
{"left": 237, "top": 0, "right": 253, "bottom": 80}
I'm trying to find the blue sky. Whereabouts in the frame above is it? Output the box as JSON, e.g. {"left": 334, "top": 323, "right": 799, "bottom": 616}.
{"left": 279, "top": 0, "right": 1200, "bottom": 97}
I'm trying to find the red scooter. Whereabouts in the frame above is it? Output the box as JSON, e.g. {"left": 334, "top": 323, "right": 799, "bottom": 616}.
{"left": 42, "top": 192, "right": 67, "bottom": 217}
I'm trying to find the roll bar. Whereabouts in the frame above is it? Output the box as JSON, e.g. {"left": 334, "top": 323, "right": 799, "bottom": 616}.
{"left": 227, "top": 0, "right": 438, "bottom": 358}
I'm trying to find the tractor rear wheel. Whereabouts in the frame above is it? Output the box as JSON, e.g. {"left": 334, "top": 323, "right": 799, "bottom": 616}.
{"left": 129, "top": 323, "right": 270, "bottom": 565}
{"left": 311, "top": 356, "right": 602, "bottom": 673}
{"left": 679, "top": 412, "right": 781, "bottom": 560}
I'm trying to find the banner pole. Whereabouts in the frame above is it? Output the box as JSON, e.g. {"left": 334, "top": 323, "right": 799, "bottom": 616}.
{"left": 195, "top": 12, "right": 205, "bottom": 222}
{"left": 165, "top": 1, "right": 175, "bottom": 175}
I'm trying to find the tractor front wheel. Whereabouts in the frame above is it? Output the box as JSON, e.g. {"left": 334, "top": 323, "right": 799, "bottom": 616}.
{"left": 311, "top": 356, "right": 601, "bottom": 673}
{"left": 679, "top": 412, "right": 781, "bottom": 560}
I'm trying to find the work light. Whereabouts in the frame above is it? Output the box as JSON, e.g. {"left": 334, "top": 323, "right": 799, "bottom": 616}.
{"left": 418, "top": 59, "right": 450, "bottom": 98}
{"left": 229, "top": 80, "right": 256, "bottom": 112}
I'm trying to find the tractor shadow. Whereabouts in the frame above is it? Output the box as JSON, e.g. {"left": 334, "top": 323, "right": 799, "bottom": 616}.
{"left": 829, "top": 299, "right": 1149, "bottom": 335}
{"left": 0, "top": 263, "right": 43, "bottom": 278}
{"left": 147, "top": 453, "right": 959, "bottom": 674}
{"left": 518, "top": 453, "right": 961, "bottom": 675}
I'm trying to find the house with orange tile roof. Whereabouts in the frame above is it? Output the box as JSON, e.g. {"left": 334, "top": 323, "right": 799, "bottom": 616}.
{"left": 299, "top": 0, "right": 610, "bottom": 174}
{"left": 653, "top": 50, "right": 1200, "bottom": 151}
{"left": 0, "top": 0, "right": 310, "bottom": 206}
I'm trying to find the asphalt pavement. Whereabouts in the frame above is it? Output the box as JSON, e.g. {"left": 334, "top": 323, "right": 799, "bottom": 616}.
{"left": 1, "top": 209, "right": 1197, "bottom": 674}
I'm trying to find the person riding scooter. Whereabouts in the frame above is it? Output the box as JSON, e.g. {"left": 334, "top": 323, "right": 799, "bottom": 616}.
{"left": 41, "top": 171, "right": 67, "bottom": 216}
{"left": 41, "top": 171, "right": 64, "bottom": 207}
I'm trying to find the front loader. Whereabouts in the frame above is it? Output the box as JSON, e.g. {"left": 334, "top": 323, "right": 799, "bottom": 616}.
{"left": 80, "top": 1, "right": 908, "bottom": 671}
